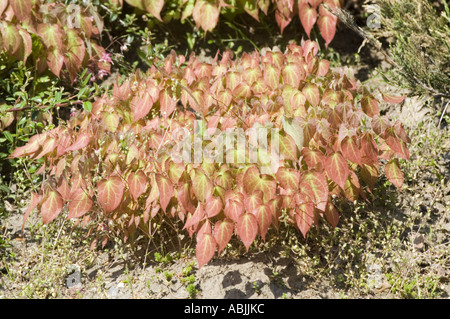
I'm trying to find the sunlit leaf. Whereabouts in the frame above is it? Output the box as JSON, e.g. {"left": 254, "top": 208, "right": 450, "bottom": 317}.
{"left": 214, "top": 218, "right": 234, "bottom": 254}
{"left": 41, "top": 190, "right": 64, "bottom": 224}
{"left": 68, "top": 188, "right": 93, "bottom": 219}
{"left": 196, "top": 233, "right": 216, "bottom": 268}
{"left": 128, "top": 170, "right": 148, "bottom": 200}
{"left": 385, "top": 158, "right": 404, "bottom": 188}
{"left": 155, "top": 174, "right": 174, "bottom": 212}
{"left": 97, "top": 176, "right": 124, "bottom": 213}
{"left": 237, "top": 213, "right": 258, "bottom": 251}
{"left": 144, "top": 0, "right": 164, "bottom": 21}
{"left": 299, "top": 4, "right": 317, "bottom": 38}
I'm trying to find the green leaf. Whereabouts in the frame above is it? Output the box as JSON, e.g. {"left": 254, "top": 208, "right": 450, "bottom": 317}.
{"left": 3, "top": 131, "right": 13, "bottom": 143}
{"left": 83, "top": 101, "right": 93, "bottom": 112}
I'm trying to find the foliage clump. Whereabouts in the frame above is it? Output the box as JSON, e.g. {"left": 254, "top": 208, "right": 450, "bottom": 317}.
{"left": 0, "top": 0, "right": 110, "bottom": 81}
{"left": 121, "top": 0, "right": 343, "bottom": 46}
{"left": 10, "top": 39, "right": 411, "bottom": 267}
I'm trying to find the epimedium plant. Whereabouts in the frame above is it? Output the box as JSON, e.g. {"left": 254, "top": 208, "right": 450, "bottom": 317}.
{"left": 120, "top": 0, "right": 343, "bottom": 47}
{"left": 10, "top": 40, "right": 410, "bottom": 268}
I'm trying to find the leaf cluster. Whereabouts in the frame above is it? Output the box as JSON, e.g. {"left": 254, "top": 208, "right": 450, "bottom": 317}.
{"left": 0, "top": 0, "right": 110, "bottom": 81}
{"left": 122, "top": 0, "right": 343, "bottom": 47}
{"left": 10, "top": 39, "right": 411, "bottom": 267}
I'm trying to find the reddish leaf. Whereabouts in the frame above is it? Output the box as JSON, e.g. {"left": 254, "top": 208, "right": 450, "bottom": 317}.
{"left": 144, "top": 0, "right": 164, "bottom": 21}
{"left": 0, "top": 0, "right": 8, "bottom": 16}
{"left": 361, "top": 95, "right": 379, "bottom": 118}
{"left": 22, "top": 192, "right": 42, "bottom": 232}
{"left": 275, "top": 4, "right": 294, "bottom": 33}
{"left": 243, "top": 191, "right": 264, "bottom": 214}
{"left": 1, "top": 23, "right": 21, "bottom": 55}
{"left": 64, "top": 29, "right": 86, "bottom": 80}
{"left": 66, "top": 133, "right": 90, "bottom": 153}
{"left": 131, "top": 91, "right": 153, "bottom": 122}
{"left": 316, "top": 59, "right": 330, "bottom": 77}
{"left": 47, "top": 49, "right": 64, "bottom": 77}
{"left": 18, "top": 28, "right": 32, "bottom": 63}
{"left": 224, "top": 199, "right": 244, "bottom": 222}
{"left": 192, "top": 168, "right": 213, "bottom": 203}
{"left": 97, "top": 176, "right": 124, "bottom": 213}
{"left": 177, "top": 175, "right": 196, "bottom": 215}
{"left": 41, "top": 190, "right": 64, "bottom": 224}
{"left": 288, "top": 93, "right": 307, "bottom": 118}
{"left": 371, "top": 116, "right": 391, "bottom": 138}
{"left": 233, "top": 83, "right": 252, "bottom": 99}
{"left": 263, "top": 63, "right": 280, "bottom": 90}
{"left": 343, "top": 171, "right": 361, "bottom": 201}
{"left": 237, "top": 213, "right": 258, "bottom": 252}
{"left": 385, "top": 158, "right": 404, "bottom": 188}
{"left": 299, "top": 171, "right": 329, "bottom": 212}
{"left": 276, "top": 167, "right": 300, "bottom": 191}
{"left": 196, "top": 233, "right": 217, "bottom": 268}
{"left": 192, "top": 0, "right": 220, "bottom": 32}
{"left": 302, "top": 83, "right": 320, "bottom": 107}
{"left": 317, "top": 6, "right": 337, "bottom": 47}
{"left": 385, "top": 130, "right": 410, "bottom": 160}
{"left": 325, "top": 152, "right": 349, "bottom": 190}
{"left": 243, "top": 166, "right": 276, "bottom": 203}
{"left": 324, "top": 202, "right": 339, "bottom": 227}
{"left": 68, "top": 188, "right": 93, "bottom": 219}
{"left": 295, "top": 199, "right": 315, "bottom": 237}
{"left": 226, "top": 72, "right": 241, "bottom": 91}
{"left": 155, "top": 174, "right": 174, "bottom": 212}
{"left": 57, "top": 175, "right": 71, "bottom": 201}
{"left": 104, "top": 113, "right": 120, "bottom": 133}
{"left": 159, "top": 88, "right": 177, "bottom": 117}
{"left": 243, "top": 0, "right": 260, "bottom": 21}
{"left": 360, "top": 133, "right": 378, "bottom": 164}
{"left": 381, "top": 92, "right": 407, "bottom": 104}
{"left": 196, "top": 220, "right": 212, "bottom": 243}
{"left": 393, "top": 120, "right": 411, "bottom": 144}
{"left": 37, "top": 23, "right": 63, "bottom": 50}
{"left": 254, "top": 203, "right": 272, "bottom": 240}
{"left": 301, "top": 148, "right": 325, "bottom": 170}
{"left": 205, "top": 195, "right": 223, "bottom": 218}
{"left": 299, "top": 4, "right": 318, "bottom": 38}
{"left": 33, "top": 136, "right": 57, "bottom": 159}
{"left": 340, "top": 136, "right": 362, "bottom": 166}
{"left": 128, "top": 170, "right": 148, "bottom": 200}
{"left": 184, "top": 203, "right": 205, "bottom": 230}
{"left": 212, "top": 219, "right": 234, "bottom": 256}
{"left": 9, "top": 133, "right": 48, "bottom": 158}
{"left": 322, "top": 89, "right": 341, "bottom": 106}
{"left": 278, "top": 132, "right": 299, "bottom": 161}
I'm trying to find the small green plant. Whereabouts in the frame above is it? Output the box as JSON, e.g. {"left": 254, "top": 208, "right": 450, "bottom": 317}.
{"left": 164, "top": 270, "right": 174, "bottom": 282}
{"left": 252, "top": 280, "right": 262, "bottom": 294}
{"left": 186, "top": 283, "right": 198, "bottom": 298}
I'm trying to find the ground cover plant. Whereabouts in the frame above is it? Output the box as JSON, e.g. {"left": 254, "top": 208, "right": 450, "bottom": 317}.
{"left": 9, "top": 39, "right": 410, "bottom": 268}
{"left": 1, "top": 0, "right": 449, "bottom": 300}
